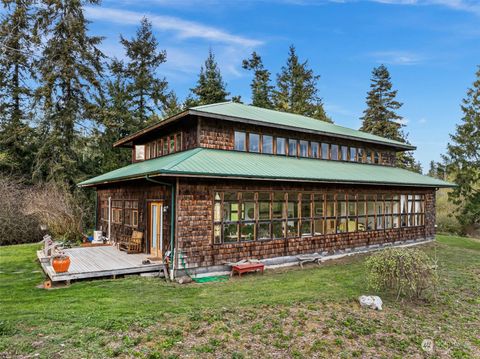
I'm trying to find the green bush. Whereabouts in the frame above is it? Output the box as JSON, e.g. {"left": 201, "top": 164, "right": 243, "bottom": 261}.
{"left": 365, "top": 248, "right": 438, "bottom": 300}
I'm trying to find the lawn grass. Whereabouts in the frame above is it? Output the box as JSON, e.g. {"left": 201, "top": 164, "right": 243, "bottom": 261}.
{"left": 1, "top": 235, "right": 479, "bottom": 358}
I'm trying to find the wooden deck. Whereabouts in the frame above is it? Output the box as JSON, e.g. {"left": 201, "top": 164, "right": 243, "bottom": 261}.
{"left": 37, "top": 245, "right": 163, "bottom": 282}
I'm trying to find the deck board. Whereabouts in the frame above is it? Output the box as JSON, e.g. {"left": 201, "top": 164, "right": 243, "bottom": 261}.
{"left": 37, "top": 245, "right": 163, "bottom": 282}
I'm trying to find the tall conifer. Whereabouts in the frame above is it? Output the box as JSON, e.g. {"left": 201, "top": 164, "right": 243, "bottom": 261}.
{"left": 444, "top": 66, "right": 480, "bottom": 228}
{"left": 242, "top": 51, "right": 273, "bottom": 108}
{"left": 118, "top": 17, "right": 168, "bottom": 126}
{"left": 273, "top": 45, "right": 331, "bottom": 122}
{"left": 0, "top": 0, "right": 37, "bottom": 177}
{"left": 188, "top": 49, "right": 229, "bottom": 106}
{"left": 33, "top": 0, "right": 104, "bottom": 185}
{"left": 360, "top": 64, "right": 421, "bottom": 172}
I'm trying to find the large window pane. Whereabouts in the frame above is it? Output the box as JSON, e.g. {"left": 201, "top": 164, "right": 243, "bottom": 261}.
{"left": 340, "top": 146, "right": 348, "bottom": 161}
{"left": 276, "top": 137, "right": 286, "bottom": 155}
{"left": 249, "top": 133, "right": 260, "bottom": 152}
{"left": 234, "top": 131, "right": 246, "bottom": 151}
{"left": 262, "top": 135, "right": 273, "bottom": 154}
{"left": 258, "top": 223, "right": 270, "bottom": 240}
{"left": 314, "top": 219, "right": 324, "bottom": 235}
{"left": 330, "top": 144, "right": 339, "bottom": 160}
{"left": 240, "top": 222, "right": 255, "bottom": 241}
{"left": 223, "top": 223, "right": 238, "bottom": 242}
{"left": 311, "top": 142, "right": 319, "bottom": 158}
{"left": 301, "top": 220, "right": 311, "bottom": 236}
{"left": 288, "top": 139, "right": 297, "bottom": 157}
{"left": 349, "top": 147, "right": 357, "bottom": 162}
{"left": 314, "top": 194, "right": 324, "bottom": 217}
{"left": 321, "top": 143, "right": 329, "bottom": 159}
{"left": 301, "top": 194, "right": 311, "bottom": 218}
{"left": 358, "top": 148, "right": 365, "bottom": 163}
{"left": 272, "top": 221, "right": 284, "bottom": 239}
{"left": 258, "top": 192, "right": 270, "bottom": 220}
{"left": 299, "top": 140, "right": 308, "bottom": 157}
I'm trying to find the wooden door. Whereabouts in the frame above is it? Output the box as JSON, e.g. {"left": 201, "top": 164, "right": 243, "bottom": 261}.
{"left": 149, "top": 202, "right": 163, "bottom": 259}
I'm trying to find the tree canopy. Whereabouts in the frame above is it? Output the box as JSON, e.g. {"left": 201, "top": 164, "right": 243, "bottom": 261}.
{"left": 360, "top": 64, "right": 421, "bottom": 173}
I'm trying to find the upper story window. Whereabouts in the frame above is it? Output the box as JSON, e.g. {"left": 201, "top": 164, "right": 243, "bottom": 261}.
{"left": 135, "top": 145, "right": 145, "bottom": 161}
{"left": 230, "top": 130, "right": 391, "bottom": 166}
{"left": 330, "top": 144, "right": 339, "bottom": 160}
{"left": 249, "top": 133, "right": 260, "bottom": 153}
{"left": 340, "top": 146, "right": 348, "bottom": 161}
{"left": 299, "top": 140, "right": 308, "bottom": 157}
{"left": 234, "top": 131, "right": 246, "bottom": 151}
{"left": 349, "top": 147, "right": 357, "bottom": 162}
{"left": 321, "top": 143, "right": 329, "bottom": 160}
{"left": 311, "top": 142, "right": 319, "bottom": 158}
{"left": 135, "top": 132, "right": 183, "bottom": 161}
{"left": 262, "top": 135, "right": 273, "bottom": 154}
{"left": 276, "top": 137, "right": 286, "bottom": 155}
{"left": 288, "top": 139, "right": 297, "bottom": 157}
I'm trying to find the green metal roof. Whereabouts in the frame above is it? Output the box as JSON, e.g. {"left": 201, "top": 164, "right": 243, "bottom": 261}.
{"left": 189, "top": 102, "right": 415, "bottom": 150}
{"left": 78, "top": 148, "right": 454, "bottom": 188}
{"left": 114, "top": 102, "right": 415, "bottom": 150}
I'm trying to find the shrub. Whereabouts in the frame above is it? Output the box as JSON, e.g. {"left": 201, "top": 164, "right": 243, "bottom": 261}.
{"left": 24, "top": 182, "right": 85, "bottom": 243}
{"left": 0, "top": 176, "right": 42, "bottom": 245}
{"left": 365, "top": 247, "right": 438, "bottom": 300}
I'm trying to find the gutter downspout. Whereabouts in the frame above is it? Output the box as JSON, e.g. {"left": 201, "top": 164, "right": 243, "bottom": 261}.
{"left": 145, "top": 175, "right": 176, "bottom": 281}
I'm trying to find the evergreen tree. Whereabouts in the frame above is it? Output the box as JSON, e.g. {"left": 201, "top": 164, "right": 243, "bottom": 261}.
{"left": 119, "top": 17, "right": 168, "bottom": 126}
{"left": 162, "top": 91, "right": 183, "bottom": 118}
{"left": 189, "top": 49, "right": 229, "bottom": 106}
{"left": 273, "top": 45, "right": 331, "bottom": 122}
{"left": 360, "top": 64, "right": 421, "bottom": 172}
{"left": 94, "top": 60, "right": 135, "bottom": 173}
{"left": 33, "top": 0, "right": 104, "bottom": 186}
{"left": 444, "top": 66, "right": 480, "bottom": 229}
{"left": 0, "top": 0, "right": 37, "bottom": 177}
{"left": 242, "top": 51, "right": 273, "bottom": 108}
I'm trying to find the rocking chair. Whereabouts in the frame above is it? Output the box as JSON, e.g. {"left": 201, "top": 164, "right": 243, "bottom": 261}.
{"left": 118, "top": 230, "right": 144, "bottom": 254}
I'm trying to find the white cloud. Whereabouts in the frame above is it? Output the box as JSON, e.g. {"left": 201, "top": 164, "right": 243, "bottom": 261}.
{"left": 84, "top": 6, "right": 263, "bottom": 47}
{"left": 368, "top": 50, "right": 425, "bottom": 65}
{"left": 419, "top": 117, "right": 427, "bottom": 124}
{"left": 394, "top": 117, "right": 410, "bottom": 125}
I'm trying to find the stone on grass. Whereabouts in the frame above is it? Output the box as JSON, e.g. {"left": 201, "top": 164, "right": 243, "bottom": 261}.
{"left": 359, "top": 295, "right": 383, "bottom": 310}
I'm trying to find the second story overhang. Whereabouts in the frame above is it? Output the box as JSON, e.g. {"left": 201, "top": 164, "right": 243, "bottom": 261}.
{"left": 113, "top": 102, "right": 416, "bottom": 152}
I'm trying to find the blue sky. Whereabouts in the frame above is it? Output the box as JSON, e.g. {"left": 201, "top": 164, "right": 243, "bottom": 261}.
{"left": 85, "top": 0, "right": 480, "bottom": 171}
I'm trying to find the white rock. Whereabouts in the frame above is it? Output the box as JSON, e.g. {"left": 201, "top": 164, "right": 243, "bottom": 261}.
{"left": 359, "top": 295, "right": 383, "bottom": 310}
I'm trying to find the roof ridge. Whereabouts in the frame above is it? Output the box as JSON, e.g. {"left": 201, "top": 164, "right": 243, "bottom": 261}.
{"left": 191, "top": 101, "right": 233, "bottom": 110}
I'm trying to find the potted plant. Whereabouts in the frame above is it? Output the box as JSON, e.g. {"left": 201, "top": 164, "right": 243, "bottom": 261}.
{"left": 51, "top": 251, "right": 71, "bottom": 273}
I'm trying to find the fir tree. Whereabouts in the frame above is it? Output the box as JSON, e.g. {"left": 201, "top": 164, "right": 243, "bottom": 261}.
{"left": 33, "top": 0, "right": 105, "bottom": 186}
{"left": 360, "top": 64, "right": 421, "bottom": 172}
{"left": 273, "top": 45, "right": 331, "bottom": 122}
{"left": 119, "top": 17, "right": 168, "bottom": 126}
{"left": 0, "top": 0, "right": 37, "bottom": 177}
{"left": 162, "top": 91, "right": 183, "bottom": 118}
{"left": 242, "top": 51, "right": 273, "bottom": 108}
{"left": 444, "top": 66, "right": 480, "bottom": 229}
{"left": 94, "top": 60, "right": 135, "bottom": 173}
{"left": 189, "top": 49, "right": 229, "bottom": 106}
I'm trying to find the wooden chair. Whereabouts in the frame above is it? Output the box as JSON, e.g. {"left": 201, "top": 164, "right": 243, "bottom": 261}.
{"left": 118, "top": 230, "right": 144, "bottom": 254}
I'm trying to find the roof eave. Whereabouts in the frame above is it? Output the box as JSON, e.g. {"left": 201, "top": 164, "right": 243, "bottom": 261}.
{"left": 78, "top": 171, "right": 453, "bottom": 189}
{"left": 112, "top": 109, "right": 191, "bottom": 148}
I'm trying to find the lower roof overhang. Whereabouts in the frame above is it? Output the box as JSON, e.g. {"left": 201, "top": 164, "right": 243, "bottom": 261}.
{"left": 78, "top": 148, "right": 455, "bottom": 189}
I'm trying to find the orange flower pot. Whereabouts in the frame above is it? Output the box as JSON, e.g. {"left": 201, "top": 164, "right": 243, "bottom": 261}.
{"left": 52, "top": 256, "right": 71, "bottom": 273}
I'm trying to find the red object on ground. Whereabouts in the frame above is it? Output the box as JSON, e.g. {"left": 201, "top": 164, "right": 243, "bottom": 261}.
{"left": 231, "top": 263, "right": 265, "bottom": 277}
{"left": 52, "top": 256, "right": 71, "bottom": 273}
